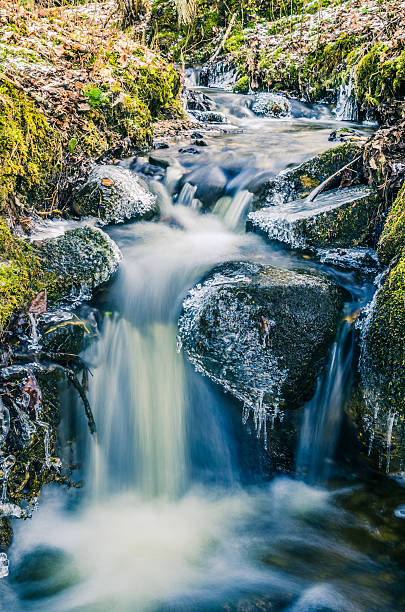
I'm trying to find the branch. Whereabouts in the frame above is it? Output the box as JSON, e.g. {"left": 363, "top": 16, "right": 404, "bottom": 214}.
{"left": 209, "top": 13, "right": 236, "bottom": 64}
{"left": 306, "top": 154, "right": 362, "bottom": 202}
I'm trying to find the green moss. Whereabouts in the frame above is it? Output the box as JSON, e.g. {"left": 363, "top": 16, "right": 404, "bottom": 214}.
{"left": 353, "top": 44, "right": 405, "bottom": 110}
{"left": 0, "top": 80, "right": 60, "bottom": 212}
{"left": 0, "top": 220, "right": 45, "bottom": 334}
{"left": 378, "top": 183, "right": 405, "bottom": 267}
{"left": 365, "top": 253, "right": 405, "bottom": 417}
{"left": 232, "top": 75, "right": 249, "bottom": 93}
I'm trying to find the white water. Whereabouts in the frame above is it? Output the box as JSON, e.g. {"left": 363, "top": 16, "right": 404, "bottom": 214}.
{"left": 296, "top": 315, "right": 355, "bottom": 483}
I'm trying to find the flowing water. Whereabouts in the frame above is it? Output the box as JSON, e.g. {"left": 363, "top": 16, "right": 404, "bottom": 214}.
{"left": 2, "top": 83, "right": 405, "bottom": 612}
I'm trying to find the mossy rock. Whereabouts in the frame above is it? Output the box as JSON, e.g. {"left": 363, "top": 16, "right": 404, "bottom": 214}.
{"left": 377, "top": 182, "right": 405, "bottom": 267}
{"left": 0, "top": 220, "right": 46, "bottom": 335}
{"left": 37, "top": 227, "right": 121, "bottom": 308}
{"left": 247, "top": 186, "right": 380, "bottom": 250}
{"left": 358, "top": 254, "right": 405, "bottom": 472}
{"left": 253, "top": 143, "right": 362, "bottom": 207}
{"left": 178, "top": 261, "right": 344, "bottom": 417}
{"left": 72, "top": 165, "right": 158, "bottom": 224}
{"left": 0, "top": 80, "right": 59, "bottom": 213}
{"left": 232, "top": 76, "right": 249, "bottom": 94}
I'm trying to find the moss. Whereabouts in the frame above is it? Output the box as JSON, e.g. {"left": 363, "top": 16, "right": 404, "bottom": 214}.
{"left": 368, "top": 256, "right": 405, "bottom": 408}
{"left": 232, "top": 75, "right": 249, "bottom": 93}
{"left": 378, "top": 183, "right": 405, "bottom": 267}
{"left": 361, "top": 252, "right": 405, "bottom": 469}
{"left": 0, "top": 220, "right": 45, "bottom": 334}
{"left": 0, "top": 518, "right": 12, "bottom": 551}
{"left": 0, "top": 80, "right": 60, "bottom": 212}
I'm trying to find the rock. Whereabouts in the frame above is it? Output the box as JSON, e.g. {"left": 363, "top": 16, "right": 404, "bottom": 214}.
{"left": 251, "top": 92, "right": 291, "bottom": 117}
{"left": 377, "top": 182, "right": 405, "bottom": 267}
{"left": 189, "top": 110, "right": 229, "bottom": 124}
{"left": 328, "top": 128, "right": 368, "bottom": 143}
{"left": 253, "top": 143, "right": 362, "bottom": 207}
{"left": 178, "top": 147, "right": 200, "bottom": 155}
{"left": 37, "top": 227, "right": 121, "bottom": 308}
{"left": 247, "top": 186, "right": 379, "bottom": 250}
{"left": 39, "top": 307, "right": 98, "bottom": 354}
{"left": 148, "top": 154, "right": 171, "bottom": 168}
{"left": 186, "top": 90, "right": 215, "bottom": 112}
{"left": 357, "top": 254, "right": 405, "bottom": 472}
{"left": 180, "top": 165, "right": 227, "bottom": 208}
{"left": 178, "top": 262, "right": 344, "bottom": 428}
{"left": 317, "top": 247, "right": 380, "bottom": 274}
{"left": 72, "top": 165, "right": 158, "bottom": 224}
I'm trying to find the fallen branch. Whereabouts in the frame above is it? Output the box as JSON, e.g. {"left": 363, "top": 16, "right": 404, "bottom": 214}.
{"left": 306, "top": 154, "right": 362, "bottom": 202}
{"left": 209, "top": 13, "right": 236, "bottom": 64}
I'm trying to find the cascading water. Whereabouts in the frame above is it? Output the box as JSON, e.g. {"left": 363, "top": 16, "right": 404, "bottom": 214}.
{"left": 4, "top": 83, "right": 405, "bottom": 612}
{"left": 296, "top": 309, "right": 355, "bottom": 483}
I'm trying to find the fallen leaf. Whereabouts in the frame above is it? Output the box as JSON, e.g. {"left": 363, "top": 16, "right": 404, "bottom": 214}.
{"left": 28, "top": 291, "right": 47, "bottom": 314}
{"left": 101, "top": 178, "right": 114, "bottom": 187}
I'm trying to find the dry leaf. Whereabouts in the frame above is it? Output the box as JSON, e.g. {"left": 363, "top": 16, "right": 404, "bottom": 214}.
{"left": 28, "top": 290, "right": 47, "bottom": 314}
{"left": 101, "top": 178, "right": 114, "bottom": 187}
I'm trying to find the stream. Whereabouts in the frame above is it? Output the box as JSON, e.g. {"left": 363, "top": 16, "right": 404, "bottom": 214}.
{"left": 1, "top": 84, "right": 405, "bottom": 611}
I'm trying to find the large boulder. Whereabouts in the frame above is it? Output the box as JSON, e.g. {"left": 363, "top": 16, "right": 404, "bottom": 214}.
{"left": 247, "top": 186, "right": 379, "bottom": 250}
{"left": 253, "top": 143, "right": 362, "bottom": 206}
{"left": 178, "top": 262, "right": 344, "bottom": 426}
{"left": 356, "top": 254, "right": 405, "bottom": 473}
{"left": 37, "top": 227, "right": 121, "bottom": 308}
{"left": 72, "top": 165, "right": 158, "bottom": 224}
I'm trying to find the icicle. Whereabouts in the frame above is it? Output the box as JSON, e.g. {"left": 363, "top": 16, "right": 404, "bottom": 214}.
{"left": 0, "top": 553, "right": 9, "bottom": 579}
{"left": 0, "top": 455, "right": 15, "bottom": 503}
{"left": 37, "top": 421, "right": 61, "bottom": 471}
{"left": 368, "top": 404, "right": 379, "bottom": 456}
{"left": 386, "top": 412, "right": 396, "bottom": 473}
{"left": 0, "top": 400, "right": 10, "bottom": 448}
{"left": 335, "top": 73, "right": 359, "bottom": 121}
{"left": 28, "top": 312, "right": 40, "bottom": 349}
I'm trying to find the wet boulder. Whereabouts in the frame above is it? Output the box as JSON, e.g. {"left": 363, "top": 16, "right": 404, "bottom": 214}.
{"left": 189, "top": 110, "right": 229, "bottom": 124}
{"left": 72, "top": 165, "right": 158, "bottom": 224}
{"left": 179, "top": 165, "right": 227, "bottom": 208}
{"left": 253, "top": 143, "right": 362, "bottom": 206}
{"left": 251, "top": 93, "right": 291, "bottom": 118}
{"left": 355, "top": 254, "right": 405, "bottom": 473}
{"left": 37, "top": 227, "right": 121, "bottom": 308}
{"left": 178, "top": 262, "right": 344, "bottom": 424}
{"left": 247, "top": 186, "right": 379, "bottom": 251}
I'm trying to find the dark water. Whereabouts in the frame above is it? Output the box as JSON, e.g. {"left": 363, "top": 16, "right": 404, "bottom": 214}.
{"left": 1, "top": 87, "right": 405, "bottom": 612}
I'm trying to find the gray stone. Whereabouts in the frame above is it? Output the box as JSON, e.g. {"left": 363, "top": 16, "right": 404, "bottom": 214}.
{"left": 72, "top": 165, "right": 158, "bottom": 224}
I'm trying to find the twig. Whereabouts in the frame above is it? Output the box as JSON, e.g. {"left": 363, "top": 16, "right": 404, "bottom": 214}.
{"left": 209, "top": 13, "right": 236, "bottom": 63}
{"left": 306, "top": 154, "right": 362, "bottom": 202}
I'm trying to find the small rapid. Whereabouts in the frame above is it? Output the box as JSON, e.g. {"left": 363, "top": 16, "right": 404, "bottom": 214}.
{"left": 3, "top": 82, "right": 405, "bottom": 612}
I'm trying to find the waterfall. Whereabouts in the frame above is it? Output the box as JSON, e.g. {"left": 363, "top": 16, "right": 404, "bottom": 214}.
{"left": 296, "top": 312, "right": 354, "bottom": 483}
{"left": 335, "top": 74, "right": 359, "bottom": 122}
{"left": 87, "top": 317, "right": 187, "bottom": 499}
